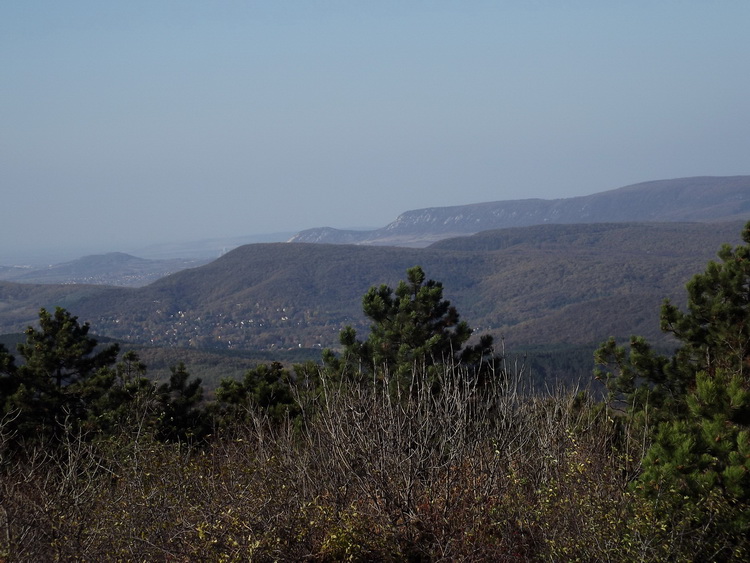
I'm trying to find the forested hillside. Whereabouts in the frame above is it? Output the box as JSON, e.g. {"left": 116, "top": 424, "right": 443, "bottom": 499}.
{"left": 0, "top": 222, "right": 746, "bottom": 357}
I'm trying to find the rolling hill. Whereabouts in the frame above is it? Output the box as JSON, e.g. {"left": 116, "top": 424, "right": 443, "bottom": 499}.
{"left": 1, "top": 221, "right": 746, "bottom": 359}
{"left": 0, "top": 252, "right": 210, "bottom": 287}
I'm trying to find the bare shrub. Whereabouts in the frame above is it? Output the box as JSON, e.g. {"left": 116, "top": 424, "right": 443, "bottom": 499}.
{"left": 0, "top": 362, "right": 679, "bottom": 561}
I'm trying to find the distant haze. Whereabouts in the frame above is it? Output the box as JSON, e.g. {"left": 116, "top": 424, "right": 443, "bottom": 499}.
{"left": 2, "top": 2, "right": 749, "bottom": 263}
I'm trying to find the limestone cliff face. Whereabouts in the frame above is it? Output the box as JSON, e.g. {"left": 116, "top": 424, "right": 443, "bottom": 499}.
{"left": 288, "top": 176, "right": 750, "bottom": 247}
{"left": 287, "top": 227, "right": 370, "bottom": 245}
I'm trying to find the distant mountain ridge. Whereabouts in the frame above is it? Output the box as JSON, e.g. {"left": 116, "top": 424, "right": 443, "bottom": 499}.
{"left": 5, "top": 176, "right": 746, "bottom": 287}
{"left": 289, "top": 176, "right": 750, "bottom": 246}
{"left": 0, "top": 252, "right": 210, "bottom": 287}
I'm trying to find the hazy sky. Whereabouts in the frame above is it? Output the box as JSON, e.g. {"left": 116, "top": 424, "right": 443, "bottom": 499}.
{"left": 2, "top": 1, "right": 749, "bottom": 262}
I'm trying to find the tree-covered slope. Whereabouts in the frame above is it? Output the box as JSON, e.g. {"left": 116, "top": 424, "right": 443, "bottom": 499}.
{"left": 1, "top": 221, "right": 746, "bottom": 352}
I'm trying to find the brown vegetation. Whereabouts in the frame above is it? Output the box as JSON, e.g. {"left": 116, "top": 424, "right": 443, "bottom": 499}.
{"left": 0, "top": 363, "right": 716, "bottom": 561}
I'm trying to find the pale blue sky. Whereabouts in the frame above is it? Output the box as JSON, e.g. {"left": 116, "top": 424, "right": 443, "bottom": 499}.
{"left": 2, "top": 1, "right": 749, "bottom": 262}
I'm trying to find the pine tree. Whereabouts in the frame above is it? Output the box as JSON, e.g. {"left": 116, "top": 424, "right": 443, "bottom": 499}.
{"left": 326, "top": 266, "right": 497, "bottom": 383}
{"left": 0, "top": 343, "right": 17, "bottom": 402}
{"left": 214, "top": 361, "right": 299, "bottom": 428}
{"left": 595, "top": 221, "right": 750, "bottom": 558}
{"left": 91, "top": 350, "right": 160, "bottom": 436}
{"left": 2, "top": 307, "right": 119, "bottom": 441}
{"left": 155, "top": 362, "right": 208, "bottom": 443}
{"left": 635, "top": 368, "right": 750, "bottom": 558}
